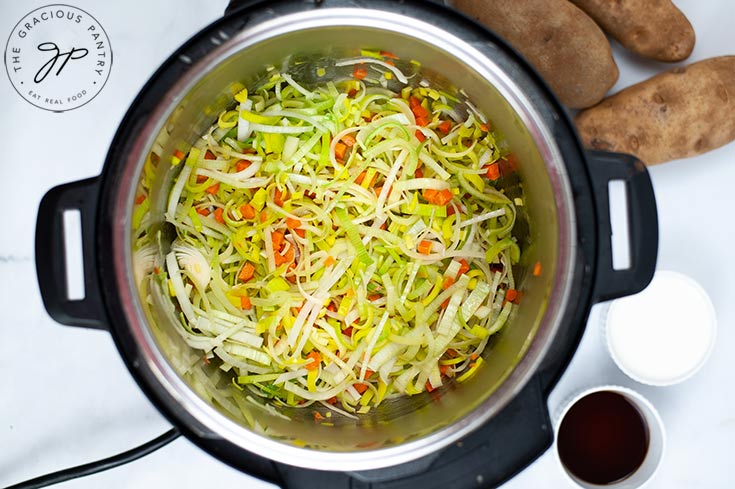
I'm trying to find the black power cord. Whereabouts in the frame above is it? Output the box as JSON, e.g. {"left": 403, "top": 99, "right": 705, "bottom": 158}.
{"left": 3, "top": 428, "right": 180, "bottom": 489}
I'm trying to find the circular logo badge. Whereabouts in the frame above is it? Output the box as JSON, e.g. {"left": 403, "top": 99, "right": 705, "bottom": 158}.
{"left": 4, "top": 4, "right": 112, "bottom": 112}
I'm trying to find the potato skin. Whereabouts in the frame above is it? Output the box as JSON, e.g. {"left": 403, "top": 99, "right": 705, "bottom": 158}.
{"left": 569, "top": 0, "right": 695, "bottom": 62}
{"left": 575, "top": 57, "right": 735, "bottom": 165}
{"left": 451, "top": 0, "right": 618, "bottom": 109}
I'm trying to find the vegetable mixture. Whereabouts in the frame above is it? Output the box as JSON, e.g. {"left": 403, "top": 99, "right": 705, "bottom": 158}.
{"left": 134, "top": 53, "right": 524, "bottom": 418}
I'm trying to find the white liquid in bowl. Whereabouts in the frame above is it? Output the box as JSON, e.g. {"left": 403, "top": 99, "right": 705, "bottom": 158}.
{"left": 606, "top": 271, "right": 716, "bottom": 386}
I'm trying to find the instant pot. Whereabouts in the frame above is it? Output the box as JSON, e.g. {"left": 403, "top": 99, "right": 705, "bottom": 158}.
{"left": 35, "top": 1, "right": 658, "bottom": 487}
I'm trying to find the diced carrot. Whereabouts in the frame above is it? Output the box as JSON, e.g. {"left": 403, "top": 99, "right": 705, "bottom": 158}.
{"left": 347, "top": 88, "right": 358, "bottom": 98}
{"left": 324, "top": 256, "right": 336, "bottom": 267}
{"left": 353, "top": 66, "right": 367, "bottom": 80}
{"left": 354, "top": 171, "right": 367, "bottom": 185}
{"left": 273, "top": 188, "right": 288, "bottom": 207}
{"left": 197, "top": 207, "right": 211, "bottom": 217}
{"left": 271, "top": 231, "right": 285, "bottom": 251}
{"left": 341, "top": 133, "right": 357, "bottom": 147}
{"left": 314, "top": 412, "right": 325, "bottom": 421}
{"left": 326, "top": 302, "right": 337, "bottom": 313}
{"left": 238, "top": 262, "right": 255, "bottom": 282}
{"left": 415, "top": 116, "right": 430, "bottom": 127}
{"left": 442, "top": 277, "right": 455, "bottom": 290}
{"left": 409, "top": 96, "right": 421, "bottom": 108}
{"left": 134, "top": 194, "right": 146, "bottom": 205}
{"left": 418, "top": 240, "right": 433, "bottom": 255}
{"left": 343, "top": 326, "right": 353, "bottom": 337}
{"left": 286, "top": 217, "right": 301, "bottom": 228}
{"left": 365, "top": 370, "right": 375, "bottom": 379}
{"left": 440, "top": 298, "right": 450, "bottom": 309}
{"left": 446, "top": 349, "right": 458, "bottom": 358}
{"left": 196, "top": 175, "right": 208, "bottom": 184}
{"left": 458, "top": 259, "right": 470, "bottom": 276}
{"left": 446, "top": 205, "right": 457, "bottom": 216}
{"left": 414, "top": 129, "right": 426, "bottom": 143}
{"left": 380, "top": 50, "right": 399, "bottom": 59}
{"left": 484, "top": 162, "right": 501, "bottom": 181}
{"left": 425, "top": 381, "right": 435, "bottom": 393}
{"left": 412, "top": 104, "right": 429, "bottom": 119}
{"left": 237, "top": 204, "right": 254, "bottom": 220}
{"left": 334, "top": 142, "right": 347, "bottom": 161}
{"left": 434, "top": 189, "right": 453, "bottom": 206}
{"left": 354, "top": 383, "right": 369, "bottom": 395}
{"left": 414, "top": 167, "right": 424, "bottom": 178}
{"left": 423, "top": 188, "right": 452, "bottom": 206}
{"left": 533, "top": 261, "right": 542, "bottom": 277}
{"left": 259, "top": 210, "right": 268, "bottom": 223}
{"left": 283, "top": 246, "right": 296, "bottom": 265}
{"left": 437, "top": 120, "right": 452, "bottom": 135}
{"left": 422, "top": 189, "right": 438, "bottom": 202}
{"left": 204, "top": 150, "right": 216, "bottom": 160}
{"left": 368, "top": 294, "right": 382, "bottom": 301}
{"left": 294, "top": 228, "right": 306, "bottom": 238}
{"left": 439, "top": 364, "right": 452, "bottom": 376}
{"left": 326, "top": 396, "right": 338, "bottom": 405}
{"left": 470, "top": 353, "right": 479, "bottom": 361}
{"left": 235, "top": 159, "right": 251, "bottom": 172}
{"left": 240, "top": 295, "right": 252, "bottom": 310}
{"left": 205, "top": 183, "right": 219, "bottom": 194}
{"left": 173, "top": 149, "right": 185, "bottom": 160}
{"left": 505, "top": 289, "right": 523, "bottom": 304}
{"left": 385, "top": 60, "right": 395, "bottom": 66}
{"left": 213, "top": 208, "right": 224, "bottom": 224}
{"left": 480, "top": 123, "right": 490, "bottom": 132}
{"left": 305, "top": 351, "right": 321, "bottom": 370}
{"left": 275, "top": 246, "right": 295, "bottom": 266}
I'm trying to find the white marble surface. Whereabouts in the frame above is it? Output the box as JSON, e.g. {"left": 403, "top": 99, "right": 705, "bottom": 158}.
{"left": 0, "top": 1, "right": 733, "bottom": 488}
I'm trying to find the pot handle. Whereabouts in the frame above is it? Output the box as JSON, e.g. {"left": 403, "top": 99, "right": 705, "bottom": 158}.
{"left": 35, "top": 177, "right": 108, "bottom": 330}
{"left": 586, "top": 150, "right": 658, "bottom": 303}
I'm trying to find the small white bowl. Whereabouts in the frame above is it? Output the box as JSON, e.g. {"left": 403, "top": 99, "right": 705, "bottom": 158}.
{"left": 604, "top": 270, "right": 717, "bottom": 386}
{"left": 553, "top": 385, "right": 666, "bottom": 489}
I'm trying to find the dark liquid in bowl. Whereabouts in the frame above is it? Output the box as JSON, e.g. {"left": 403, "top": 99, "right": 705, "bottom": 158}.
{"left": 557, "top": 391, "right": 649, "bottom": 485}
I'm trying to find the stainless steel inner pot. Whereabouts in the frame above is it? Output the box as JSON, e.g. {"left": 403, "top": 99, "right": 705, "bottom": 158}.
{"left": 114, "top": 8, "right": 576, "bottom": 470}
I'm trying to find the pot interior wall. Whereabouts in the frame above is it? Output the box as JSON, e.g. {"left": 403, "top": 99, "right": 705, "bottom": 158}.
{"left": 131, "top": 19, "right": 560, "bottom": 453}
